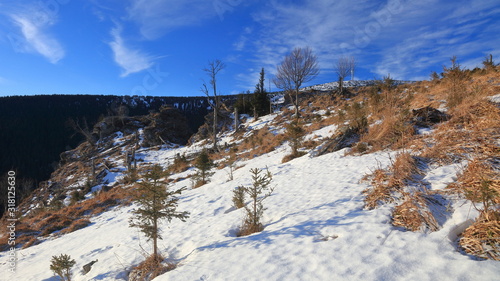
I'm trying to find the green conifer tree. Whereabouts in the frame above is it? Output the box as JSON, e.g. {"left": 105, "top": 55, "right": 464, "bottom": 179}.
{"left": 50, "top": 254, "right": 76, "bottom": 281}
{"left": 253, "top": 68, "right": 271, "bottom": 118}
{"left": 129, "top": 164, "right": 189, "bottom": 259}
{"left": 193, "top": 150, "right": 215, "bottom": 187}
{"left": 240, "top": 168, "right": 274, "bottom": 235}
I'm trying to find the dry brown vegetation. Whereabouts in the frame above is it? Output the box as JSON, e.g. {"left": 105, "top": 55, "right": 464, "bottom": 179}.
{"left": 362, "top": 168, "right": 393, "bottom": 210}
{"left": 459, "top": 211, "right": 500, "bottom": 260}
{"left": 129, "top": 254, "right": 176, "bottom": 281}
{"left": 392, "top": 193, "right": 439, "bottom": 232}
{"left": 168, "top": 154, "right": 191, "bottom": 174}
{"left": 363, "top": 152, "right": 422, "bottom": 210}
{"left": 448, "top": 158, "right": 500, "bottom": 259}
{"left": 0, "top": 185, "right": 132, "bottom": 251}
{"left": 360, "top": 63, "right": 500, "bottom": 258}
{"left": 228, "top": 125, "right": 286, "bottom": 161}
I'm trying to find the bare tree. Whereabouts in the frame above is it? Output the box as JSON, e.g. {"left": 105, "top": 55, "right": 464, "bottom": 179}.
{"left": 273, "top": 47, "right": 319, "bottom": 117}
{"left": 67, "top": 117, "right": 97, "bottom": 147}
{"left": 201, "top": 59, "right": 225, "bottom": 150}
{"left": 336, "top": 55, "right": 356, "bottom": 95}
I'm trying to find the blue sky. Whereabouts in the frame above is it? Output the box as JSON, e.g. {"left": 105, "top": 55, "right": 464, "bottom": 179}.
{"left": 0, "top": 0, "right": 499, "bottom": 97}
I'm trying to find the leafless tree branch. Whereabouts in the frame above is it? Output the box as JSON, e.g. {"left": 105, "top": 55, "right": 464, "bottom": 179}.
{"left": 273, "top": 47, "right": 319, "bottom": 117}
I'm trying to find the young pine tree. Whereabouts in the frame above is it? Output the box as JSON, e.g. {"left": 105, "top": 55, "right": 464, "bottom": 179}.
{"left": 252, "top": 68, "right": 271, "bottom": 119}
{"left": 239, "top": 168, "right": 274, "bottom": 236}
{"left": 50, "top": 254, "right": 76, "bottom": 281}
{"left": 286, "top": 120, "right": 305, "bottom": 156}
{"left": 129, "top": 164, "right": 189, "bottom": 259}
{"left": 193, "top": 150, "right": 215, "bottom": 187}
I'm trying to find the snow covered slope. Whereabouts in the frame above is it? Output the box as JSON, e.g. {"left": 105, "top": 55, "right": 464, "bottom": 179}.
{"left": 301, "top": 80, "right": 414, "bottom": 92}
{"left": 1, "top": 115, "right": 499, "bottom": 281}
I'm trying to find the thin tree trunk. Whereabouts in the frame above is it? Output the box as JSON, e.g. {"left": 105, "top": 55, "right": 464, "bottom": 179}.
{"left": 339, "top": 77, "right": 344, "bottom": 95}
{"left": 212, "top": 97, "right": 219, "bottom": 151}
{"left": 294, "top": 88, "right": 300, "bottom": 118}
{"left": 153, "top": 217, "right": 158, "bottom": 258}
{"left": 234, "top": 107, "right": 239, "bottom": 132}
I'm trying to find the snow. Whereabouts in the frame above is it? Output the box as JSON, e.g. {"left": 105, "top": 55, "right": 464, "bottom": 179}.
{"left": 301, "top": 80, "right": 415, "bottom": 92}
{"left": 304, "top": 124, "right": 337, "bottom": 141}
{"left": 1, "top": 123, "right": 499, "bottom": 280}
{"left": 488, "top": 93, "right": 500, "bottom": 104}
{"left": 416, "top": 127, "right": 433, "bottom": 135}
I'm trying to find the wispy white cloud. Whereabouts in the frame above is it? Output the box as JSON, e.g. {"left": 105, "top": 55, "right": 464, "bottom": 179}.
{"left": 127, "top": 0, "right": 217, "bottom": 40}
{"left": 233, "top": 27, "right": 253, "bottom": 51}
{"left": 249, "top": 0, "right": 378, "bottom": 71}
{"left": 239, "top": 0, "right": 500, "bottom": 82}
{"left": 10, "top": 13, "right": 65, "bottom": 64}
{"left": 108, "top": 25, "right": 155, "bottom": 77}
{"left": 373, "top": 0, "right": 500, "bottom": 79}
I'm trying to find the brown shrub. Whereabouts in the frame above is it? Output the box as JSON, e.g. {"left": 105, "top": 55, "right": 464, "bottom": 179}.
{"left": 363, "top": 153, "right": 422, "bottom": 209}
{"left": 61, "top": 218, "right": 92, "bottom": 234}
{"left": 237, "top": 222, "right": 264, "bottom": 237}
{"left": 447, "top": 158, "right": 500, "bottom": 212}
{"left": 21, "top": 236, "right": 40, "bottom": 249}
{"left": 388, "top": 152, "right": 422, "bottom": 188}
{"left": 232, "top": 187, "right": 246, "bottom": 209}
{"left": 361, "top": 114, "right": 415, "bottom": 151}
{"left": 130, "top": 254, "right": 176, "bottom": 281}
{"left": 237, "top": 126, "right": 285, "bottom": 159}
{"left": 392, "top": 193, "right": 439, "bottom": 232}
{"left": 362, "top": 169, "right": 393, "bottom": 209}
{"left": 459, "top": 211, "right": 500, "bottom": 260}
{"left": 168, "top": 154, "right": 190, "bottom": 173}
{"left": 38, "top": 214, "right": 73, "bottom": 236}
{"left": 282, "top": 151, "right": 307, "bottom": 163}
{"left": 122, "top": 168, "right": 139, "bottom": 184}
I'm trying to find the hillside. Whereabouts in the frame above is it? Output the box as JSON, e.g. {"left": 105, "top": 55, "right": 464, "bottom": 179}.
{"left": 1, "top": 66, "right": 499, "bottom": 280}
{"left": 0, "top": 94, "right": 213, "bottom": 218}
{"left": 0, "top": 94, "right": 211, "bottom": 181}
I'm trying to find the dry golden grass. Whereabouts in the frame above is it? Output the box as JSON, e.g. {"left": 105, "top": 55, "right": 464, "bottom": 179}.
{"left": 0, "top": 185, "right": 133, "bottom": 250}
{"left": 237, "top": 222, "right": 264, "bottom": 237}
{"left": 407, "top": 81, "right": 446, "bottom": 109}
{"left": 363, "top": 152, "right": 422, "bottom": 210}
{"left": 299, "top": 92, "right": 341, "bottom": 110}
{"left": 362, "top": 169, "right": 393, "bottom": 209}
{"left": 361, "top": 113, "right": 415, "bottom": 151}
{"left": 281, "top": 151, "right": 307, "bottom": 163}
{"left": 388, "top": 152, "right": 422, "bottom": 188}
{"left": 38, "top": 214, "right": 73, "bottom": 236}
{"left": 61, "top": 218, "right": 92, "bottom": 234}
{"left": 447, "top": 158, "right": 500, "bottom": 208}
{"left": 459, "top": 211, "right": 500, "bottom": 260}
{"left": 392, "top": 193, "right": 439, "bottom": 232}
{"left": 236, "top": 126, "right": 285, "bottom": 160}
{"left": 363, "top": 153, "right": 442, "bottom": 232}
{"left": 130, "top": 254, "right": 176, "bottom": 281}
{"left": 422, "top": 99, "right": 500, "bottom": 163}
{"left": 21, "top": 236, "right": 40, "bottom": 249}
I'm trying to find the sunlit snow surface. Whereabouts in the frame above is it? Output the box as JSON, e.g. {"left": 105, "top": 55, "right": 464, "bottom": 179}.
{"left": 1, "top": 117, "right": 498, "bottom": 281}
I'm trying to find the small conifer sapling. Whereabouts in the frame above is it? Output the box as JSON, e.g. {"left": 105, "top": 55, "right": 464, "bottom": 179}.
{"left": 240, "top": 167, "right": 274, "bottom": 236}
{"left": 193, "top": 150, "right": 215, "bottom": 187}
{"left": 129, "top": 164, "right": 189, "bottom": 260}
{"left": 50, "top": 254, "right": 76, "bottom": 281}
